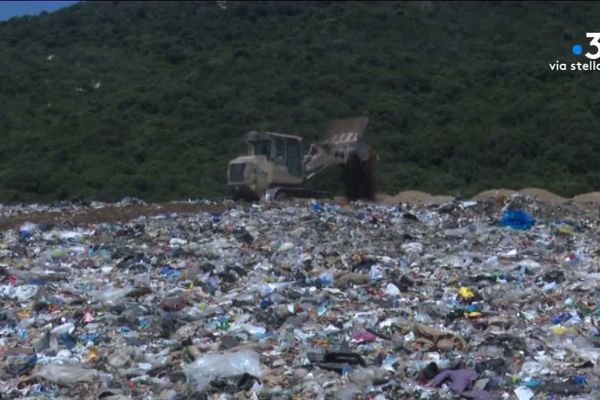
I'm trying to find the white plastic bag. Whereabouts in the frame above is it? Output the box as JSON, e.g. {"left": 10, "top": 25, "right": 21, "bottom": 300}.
{"left": 184, "top": 349, "right": 263, "bottom": 392}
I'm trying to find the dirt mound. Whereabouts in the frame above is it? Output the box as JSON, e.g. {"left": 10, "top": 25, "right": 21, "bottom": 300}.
{"left": 472, "top": 188, "right": 567, "bottom": 204}
{"left": 388, "top": 191, "right": 454, "bottom": 206}
{"left": 375, "top": 194, "right": 400, "bottom": 206}
{"left": 472, "top": 189, "right": 516, "bottom": 201}
{"left": 518, "top": 188, "right": 567, "bottom": 204}
{"left": 572, "top": 192, "right": 600, "bottom": 204}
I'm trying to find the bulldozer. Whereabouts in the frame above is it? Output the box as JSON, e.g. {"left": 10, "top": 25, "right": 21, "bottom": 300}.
{"left": 227, "top": 117, "right": 375, "bottom": 201}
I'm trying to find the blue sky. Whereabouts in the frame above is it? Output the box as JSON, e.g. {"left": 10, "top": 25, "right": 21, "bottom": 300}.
{"left": 0, "top": 1, "right": 78, "bottom": 21}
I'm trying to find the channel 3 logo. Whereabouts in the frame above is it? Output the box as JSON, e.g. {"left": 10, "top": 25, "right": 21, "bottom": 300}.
{"left": 572, "top": 33, "right": 600, "bottom": 59}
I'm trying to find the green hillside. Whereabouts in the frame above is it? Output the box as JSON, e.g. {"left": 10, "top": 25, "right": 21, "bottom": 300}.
{"left": 1, "top": 1, "right": 599, "bottom": 202}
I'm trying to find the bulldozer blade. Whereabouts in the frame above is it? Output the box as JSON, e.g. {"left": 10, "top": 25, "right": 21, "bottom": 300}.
{"left": 319, "top": 116, "right": 371, "bottom": 162}
{"left": 321, "top": 116, "right": 369, "bottom": 145}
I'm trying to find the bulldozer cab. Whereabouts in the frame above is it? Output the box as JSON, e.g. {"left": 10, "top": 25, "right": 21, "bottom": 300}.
{"left": 245, "top": 131, "right": 303, "bottom": 179}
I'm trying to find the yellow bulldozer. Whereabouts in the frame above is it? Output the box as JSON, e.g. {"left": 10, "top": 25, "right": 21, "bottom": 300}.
{"left": 227, "top": 117, "right": 375, "bottom": 200}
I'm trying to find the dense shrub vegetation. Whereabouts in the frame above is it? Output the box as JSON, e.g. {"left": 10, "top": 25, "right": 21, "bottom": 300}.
{"left": 0, "top": 1, "right": 598, "bottom": 202}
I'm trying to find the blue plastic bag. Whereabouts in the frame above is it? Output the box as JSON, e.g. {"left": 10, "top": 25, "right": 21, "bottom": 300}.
{"left": 500, "top": 210, "right": 536, "bottom": 230}
{"left": 310, "top": 200, "right": 324, "bottom": 213}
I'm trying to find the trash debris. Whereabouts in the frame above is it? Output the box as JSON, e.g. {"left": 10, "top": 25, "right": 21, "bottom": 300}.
{"left": 499, "top": 209, "right": 536, "bottom": 230}
{"left": 184, "top": 349, "right": 263, "bottom": 392}
{"left": 514, "top": 386, "right": 534, "bottom": 400}
{"left": 0, "top": 195, "right": 598, "bottom": 398}
{"left": 429, "top": 369, "right": 492, "bottom": 399}
{"left": 32, "top": 363, "right": 112, "bottom": 385}
{"left": 352, "top": 331, "right": 377, "bottom": 343}
{"left": 414, "top": 323, "right": 468, "bottom": 352}
{"left": 307, "top": 351, "right": 367, "bottom": 373}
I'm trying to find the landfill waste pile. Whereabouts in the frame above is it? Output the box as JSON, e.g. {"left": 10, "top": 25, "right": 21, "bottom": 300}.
{"left": 1, "top": 194, "right": 600, "bottom": 399}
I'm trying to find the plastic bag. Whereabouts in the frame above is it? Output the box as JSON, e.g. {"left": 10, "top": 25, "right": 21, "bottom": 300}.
{"left": 184, "top": 350, "right": 263, "bottom": 392}
{"left": 91, "top": 286, "right": 132, "bottom": 304}
{"left": 0, "top": 284, "right": 38, "bottom": 301}
{"left": 500, "top": 210, "right": 535, "bottom": 230}
{"left": 309, "top": 200, "right": 324, "bottom": 213}
{"left": 19, "top": 222, "right": 38, "bottom": 239}
{"left": 33, "top": 363, "right": 111, "bottom": 384}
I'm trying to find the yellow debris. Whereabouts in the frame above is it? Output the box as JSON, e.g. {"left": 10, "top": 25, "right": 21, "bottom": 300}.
{"left": 555, "top": 224, "right": 575, "bottom": 236}
{"left": 458, "top": 287, "right": 475, "bottom": 300}
{"left": 89, "top": 346, "right": 98, "bottom": 361}
{"left": 552, "top": 325, "right": 577, "bottom": 336}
